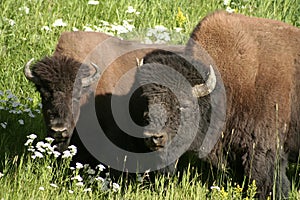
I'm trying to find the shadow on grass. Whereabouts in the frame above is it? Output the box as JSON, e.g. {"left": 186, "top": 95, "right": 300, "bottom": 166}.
{"left": 0, "top": 109, "right": 45, "bottom": 171}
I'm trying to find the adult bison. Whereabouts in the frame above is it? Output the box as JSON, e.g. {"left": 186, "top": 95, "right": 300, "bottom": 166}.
{"left": 24, "top": 31, "right": 185, "bottom": 167}
{"left": 137, "top": 11, "right": 300, "bottom": 199}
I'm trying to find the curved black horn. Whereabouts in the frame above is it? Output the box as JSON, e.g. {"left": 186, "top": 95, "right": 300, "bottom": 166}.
{"left": 82, "top": 62, "right": 101, "bottom": 87}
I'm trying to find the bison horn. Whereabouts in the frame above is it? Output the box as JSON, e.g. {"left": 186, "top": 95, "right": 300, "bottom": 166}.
{"left": 82, "top": 62, "right": 101, "bottom": 87}
{"left": 136, "top": 57, "right": 143, "bottom": 67}
{"left": 192, "top": 65, "right": 216, "bottom": 97}
{"left": 24, "top": 58, "right": 39, "bottom": 83}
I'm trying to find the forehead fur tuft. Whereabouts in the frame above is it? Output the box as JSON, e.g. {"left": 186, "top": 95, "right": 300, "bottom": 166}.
{"left": 31, "top": 55, "right": 90, "bottom": 86}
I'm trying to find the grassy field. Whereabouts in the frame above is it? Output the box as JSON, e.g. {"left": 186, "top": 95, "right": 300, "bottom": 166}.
{"left": 0, "top": 0, "right": 300, "bottom": 199}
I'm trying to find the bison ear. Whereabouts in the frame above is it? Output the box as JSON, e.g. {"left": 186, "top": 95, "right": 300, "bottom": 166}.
{"left": 192, "top": 65, "right": 216, "bottom": 97}
{"left": 24, "top": 58, "right": 40, "bottom": 84}
{"left": 81, "top": 62, "right": 102, "bottom": 87}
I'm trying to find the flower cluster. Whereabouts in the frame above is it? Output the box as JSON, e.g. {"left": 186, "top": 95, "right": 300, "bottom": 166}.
{"left": 18, "top": 6, "right": 30, "bottom": 15}
{"left": 144, "top": 25, "right": 171, "bottom": 44}
{"left": 223, "top": 0, "right": 254, "bottom": 13}
{"left": 125, "top": 6, "right": 140, "bottom": 15}
{"left": 23, "top": 133, "right": 120, "bottom": 194}
{"left": 24, "top": 134, "right": 63, "bottom": 159}
{"left": 0, "top": 90, "right": 42, "bottom": 130}
{"left": 2, "top": 18, "right": 15, "bottom": 26}
{"left": 209, "top": 181, "right": 257, "bottom": 199}
{"left": 77, "top": 19, "right": 135, "bottom": 36}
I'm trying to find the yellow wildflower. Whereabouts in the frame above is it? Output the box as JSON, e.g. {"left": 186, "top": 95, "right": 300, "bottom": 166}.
{"left": 176, "top": 7, "right": 186, "bottom": 27}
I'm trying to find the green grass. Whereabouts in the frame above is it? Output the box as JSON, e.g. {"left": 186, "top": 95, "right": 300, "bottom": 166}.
{"left": 0, "top": 0, "right": 300, "bottom": 199}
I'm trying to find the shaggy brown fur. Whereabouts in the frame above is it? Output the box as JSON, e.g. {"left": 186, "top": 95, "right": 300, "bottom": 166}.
{"left": 186, "top": 10, "right": 300, "bottom": 199}
{"left": 26, "top": 31, "right": 184, "bottom": 168}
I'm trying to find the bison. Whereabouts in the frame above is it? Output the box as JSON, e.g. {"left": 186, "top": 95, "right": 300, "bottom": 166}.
{"left": 137, "top": 11, "right": 300, "bottom": 199}
{"left": 24, "top": 31, "right": 185, "bottom": 168}
{"left": 23, "top": 10, "right": 300, "bottom": 199}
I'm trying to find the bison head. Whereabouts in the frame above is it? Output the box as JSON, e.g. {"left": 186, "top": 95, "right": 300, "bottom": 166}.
{"left": 24, "top": 56, "right": 101, "bottom": 152}
{"left": 135, "top": 50, "right": 216, "bottom": 152}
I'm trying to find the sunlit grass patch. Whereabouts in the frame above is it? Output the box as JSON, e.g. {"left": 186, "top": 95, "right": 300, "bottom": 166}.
{"left": 0, "top": 0, "right": 299, "bottom": 199}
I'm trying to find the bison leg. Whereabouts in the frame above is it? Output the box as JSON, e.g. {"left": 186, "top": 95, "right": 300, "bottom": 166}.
{"left": 243, "top": 146, "right": 290, "bottom": 199}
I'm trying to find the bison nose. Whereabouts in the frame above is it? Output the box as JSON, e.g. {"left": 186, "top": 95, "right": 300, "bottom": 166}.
{"left": 150, "top": 132, "right": 168, "bottom": 146}
{"left": 50, "top": 126, "right": 69, "bottom": 138}
{"left": 51, "top": 126, "right": 67, "bottom": 133}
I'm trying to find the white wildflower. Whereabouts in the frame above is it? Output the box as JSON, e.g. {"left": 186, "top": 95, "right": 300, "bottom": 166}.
{"left": 76, "top": 162, "right": 84, "bottom": 169}
{"left": 68, "top": 145, "right": 77, "bottom": 156}
{"left": 84, "top": 188, "right": 92, "bottom": 192}
{"left": 27, "top": 147, "right": 35, "bottom": 152}
{"left": 223, "top": 0, "right": 231, "bottom": 6}
{"left": 27, "top": 134, "right": 37, "bottom": 140}
{"left": 15, "top": 110, "right": 22, "bottom": 114}
{"left": 62, "top": 150, "right": 72, "bottom": 158}
{"left": 68, "top": 190, "right": 74, "bottom": 194}
{"left": 32, "top": 151, "right": 43, "bottom": 159}
{"left": 41, "top": 26, "right": 51, "bottom": 32}
{"left": 156, "top": 31, "right": 170, "bottom": 41}
{"left": 53, "top": 151, "right": 61, "bottom": 158}
{"left": 36, "top": 141, "right": 46, "bottom": 152}
{"left": 111, "top": 24, "right": 128, "bottom": 34}
{"left": 52, "top": 19, "right": 67, "bottom": 27}
{"left": 122, "top": 20, "right": 135, "bottom": 32}
{"left": 226, "top": 6, "right": 235, "bottom": 13}
{"left": 0, "top": 122, "right": 7, "bottom": 129}
{"left": 71, "top": 175, "right": 83, "bottom": 182}
{"left": 154, "top": 25, "right": 168, "bottom": 32}
{"left": 45, "top": 137, "right": 54, "bottom": 144}
{"left": 87, "top": 168, "right": 95, "bottom": 175}
{"left": 76, "top": 182, "right": 84, "bottom": 187}
{"left": 72, "top": 27, "right": 79, "bottom": 31}
{"left": 34, "top": 109, "right": 41, "bottom": 114}
{"left": 100, "top": 20, "right": 110, "bottom": 26}
{"left": 24, "top": 139, "right": 33, "bottom": 146}
{"left": 174, "top": 27, "right": 183, "bottom": 32}
{"left": 70, "top": 167, "right": 75, "bottom": 170}
{"left": 95, "top": 176, "right": 104, "bottom": 182}
{"left": 19, "top": 6, "right": 29, "bottom": 14}
{"left": 28, "top": 111, "right": 35, "bottom": 118}
{"left": 96, "top": 164, "right": 106, "bottom": 171}
{"left": 47, "top": 166, "right": 52, "bottom": 169}
{"left": 112, "top": 183, "right": 120, "bottom": 192}
{"left": 144, "top": 37, "right": 153, "bottom": 44}
{"left": 50, "top": 183, "right": 58, "bottom": 188}
{"left": 88, "top": 0, "right": 99, "bottom": 5}
{"left": 39, "top": 186, "right": 45, "bottom": 191}
{"left": 126, "top": 6, "right": 136, "bottom": 14}
{"left": 12, "top": 102, "right": 20, "bottom": 107}
{"left": 0, "top": 172, "right": 4, "bottom": 178}
{"left": 210, "top": 186, "right": 221, "bottom": 191}
{"left": 18, "top": 119, "right": 24, "bottom": 125}
{"left": 24, "top": 108, "right": 31, "bottom": 113}
{"left": 8, "top": 19, "right": 15, "bottom": 26}
{"left": 83, "top": 25, "right": 94, "bottom": 32}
